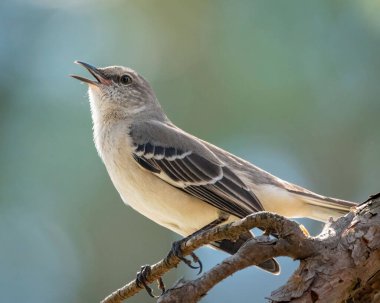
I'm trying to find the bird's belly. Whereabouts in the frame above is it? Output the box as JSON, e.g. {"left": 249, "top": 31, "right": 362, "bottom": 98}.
{"left": 105, "top": 157, "right": 221, "bottom": 237}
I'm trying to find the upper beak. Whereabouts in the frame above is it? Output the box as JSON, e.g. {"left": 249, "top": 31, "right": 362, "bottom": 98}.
{"left": 70, "top": 61, "right": 111, "bottom": 86}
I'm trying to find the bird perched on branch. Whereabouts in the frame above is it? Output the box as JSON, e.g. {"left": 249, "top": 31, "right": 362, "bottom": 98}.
{"left": 72, "top": 61, "right": 356, "bottom": 290}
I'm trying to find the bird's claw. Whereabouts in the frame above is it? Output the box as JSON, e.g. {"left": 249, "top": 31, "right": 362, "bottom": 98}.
{"left": 136, "top": 265, "right": 166, "bottom": 298}
{"left": 136, "top": 265, "right": 154, "bottom": 297}
{"left": 167, "top": 239, "right": 203, "bottom": 274}
{"left": 157, "top": 275, "right": 166, "bottom": 294}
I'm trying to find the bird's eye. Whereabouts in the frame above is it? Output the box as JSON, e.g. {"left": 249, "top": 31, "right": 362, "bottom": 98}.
{"left": 120, "top": 74, "right": 132, "bottom": 85}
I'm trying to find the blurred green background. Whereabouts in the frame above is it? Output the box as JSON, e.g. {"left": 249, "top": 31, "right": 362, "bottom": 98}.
{"left": 1, "top": 1, "right": 379, "bottom": 302}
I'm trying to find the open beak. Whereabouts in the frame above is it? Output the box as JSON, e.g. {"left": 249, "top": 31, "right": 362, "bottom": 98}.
{"left": 70, "top": 61, "right": 111, "bottom": 86}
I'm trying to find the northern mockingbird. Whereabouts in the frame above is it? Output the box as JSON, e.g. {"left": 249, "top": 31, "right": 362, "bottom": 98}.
{"left": 72, "top": 61, "right": 356, "bottom": 277}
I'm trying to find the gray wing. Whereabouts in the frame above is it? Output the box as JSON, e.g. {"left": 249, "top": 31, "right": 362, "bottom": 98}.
{"left": 130, "top": 121, "right": 263, "bottom": 218}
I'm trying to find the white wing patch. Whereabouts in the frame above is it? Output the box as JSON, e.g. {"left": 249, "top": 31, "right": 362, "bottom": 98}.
{"left": 131, "top": 142, "right": 264, "bottom": 218}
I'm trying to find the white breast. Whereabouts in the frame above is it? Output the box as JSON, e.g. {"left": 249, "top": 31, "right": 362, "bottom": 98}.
{"left": 91, "top": 119, "right": 221, "bottom": 236}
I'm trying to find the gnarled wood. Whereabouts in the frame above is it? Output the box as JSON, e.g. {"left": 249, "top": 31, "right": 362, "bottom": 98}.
{"left": 269, "top": 196, "right": 380, "bottom": 303}
{"left": 101, "top": 195, "right": 380, "bottom": 303}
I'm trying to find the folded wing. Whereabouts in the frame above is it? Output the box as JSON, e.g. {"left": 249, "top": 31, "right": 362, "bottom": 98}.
{"left": 130, "top": 122, "right": 264, "bottom": 218}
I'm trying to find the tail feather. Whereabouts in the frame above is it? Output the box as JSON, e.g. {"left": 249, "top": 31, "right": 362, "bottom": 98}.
{"left": 288, "top": 190, "right": 357, "bottom": 222}
{"left": 211, "top": 231, "right": 280, "bottom": 275}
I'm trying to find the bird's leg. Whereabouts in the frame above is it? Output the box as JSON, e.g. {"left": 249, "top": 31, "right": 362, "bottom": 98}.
{"left": 136, "top": 216, "right": 228, "bottom": 297}
{"left": 166, "top": 216, "right": 228, "bottom": 274}
{"left": 135, "top": 264, "right": 165, "bottom": 298}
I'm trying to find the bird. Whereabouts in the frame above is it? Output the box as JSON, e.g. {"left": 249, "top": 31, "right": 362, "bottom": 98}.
{"left": 71, "top": 61, "right": 356, "bottom": 285}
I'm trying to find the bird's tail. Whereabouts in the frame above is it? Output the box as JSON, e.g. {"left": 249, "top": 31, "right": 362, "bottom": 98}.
{"left": 211, "top": 231, "right": 280, "bottom": 274}
{"left": 289, "top": 190, "right": 357, "bottom": 222}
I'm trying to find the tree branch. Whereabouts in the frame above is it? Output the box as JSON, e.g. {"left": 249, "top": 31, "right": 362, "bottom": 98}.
{"left": 101, "top": 195, "right": 380, "bottom": 303}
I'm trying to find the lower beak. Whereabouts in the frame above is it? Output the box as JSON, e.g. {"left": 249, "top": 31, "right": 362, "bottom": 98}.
{"left": 70, "top": 61, "right": 111, "bottom": 86}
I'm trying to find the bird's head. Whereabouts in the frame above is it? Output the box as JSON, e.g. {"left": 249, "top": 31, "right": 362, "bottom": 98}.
{"left": 71, "top": 61, "right": 162, "bottom": 119}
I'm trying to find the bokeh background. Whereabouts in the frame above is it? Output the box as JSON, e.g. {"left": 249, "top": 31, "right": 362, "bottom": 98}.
{"left": 1, "top": 1, "right": 380, "bottom": 302}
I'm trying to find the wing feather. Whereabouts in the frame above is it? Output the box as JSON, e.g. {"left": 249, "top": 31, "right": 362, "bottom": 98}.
{"left": 130, "top": 123, "right": 264, "bottom": 218}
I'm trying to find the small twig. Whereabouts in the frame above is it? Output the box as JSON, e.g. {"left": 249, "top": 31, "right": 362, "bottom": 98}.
{"left": 101, "top": 212, "right": 311, "bottom": 303}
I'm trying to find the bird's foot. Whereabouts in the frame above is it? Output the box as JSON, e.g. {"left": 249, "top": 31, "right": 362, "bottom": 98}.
{"left": 166, "top": 239, "right": 203, "bottom": 274}
{"left": 136, "top": 264, "right": 165, "bottom": 298}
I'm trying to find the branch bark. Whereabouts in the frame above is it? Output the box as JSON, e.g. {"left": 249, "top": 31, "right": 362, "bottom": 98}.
{"left": 101, "top": 194, "right": 380, "bottom": 303}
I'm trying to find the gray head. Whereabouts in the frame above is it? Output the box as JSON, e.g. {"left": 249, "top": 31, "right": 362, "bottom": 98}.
{"left": 71, "top": 61, "right": 165, "bottom": 121}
